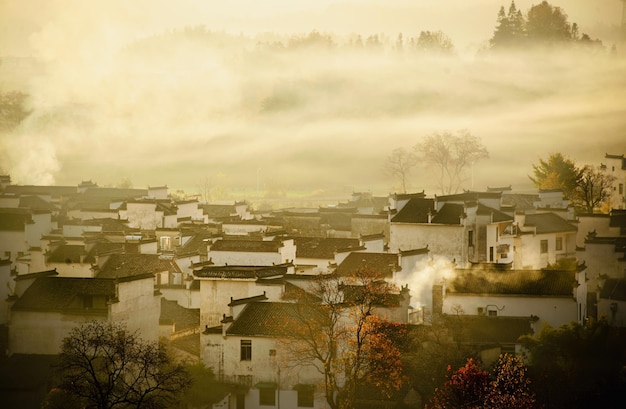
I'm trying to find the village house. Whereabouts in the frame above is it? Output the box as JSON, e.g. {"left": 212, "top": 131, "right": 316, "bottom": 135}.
{"left": 7, "top": 270, "right": 159, "bottom": 355}
{"left": 193, "top": 263, "right": 292, "bottom": 330}
{"left": 602, "top": 153, "right": 626, "bottom": 210}
{"left": 207, "top": 236, "right": 296, "bottom": 266}
{"left": 436, "top": 263, "right": 588, "bottom": 331}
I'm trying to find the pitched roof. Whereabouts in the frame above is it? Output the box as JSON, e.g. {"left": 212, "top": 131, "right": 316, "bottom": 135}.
{"left": 159, "top": 298, "right": 200, "bottom": 329}
{"left": 46, "top": 244, "right": 86, "bottom": 264}
{"left": 335, "top": 252, "right": 399, "bottom": 279}
{"left": 294, "top": 237, "right": 360, "bottom": 259}
{"left": 0, "top": 208, "right": 33, "bottom": 231}
{"left": 500, "top": 193, "right": 539, "bottom": 211}
{"left": 210, "top": 238, "right": 283, "bottom": 253}
{"left": 449, "top": 269, "right": 576, "bottom": 296}
{"left": 436, "top": 191, "right": 502, "bottom": 202}
{"left": 12, "top": 277, "right": 115, "bottom": 313}
{"left": 476, "top": 203, "right": 513, "bottom": 223}
{"left": 391, "top": 197, "right": 434, "bottom": 223}
{"left": 431, "top": 203, "right": 464, "bottom": 224}
{"left": 225, "top": 302, "right": 319, "bottom": 337}
{"left": 97, "top": 253, "right": 180, "bottom": 279}
{"left": 523, "top": 213, "right": 577, "bottom": 234}
{"left": 600, "top": 278, "right": 626, "bottom": 302}
{"left": 18, "top": 195, "right": 58, "bottom": 211}
{"left": 193, "top": 264, "right": 289, "bottom": 279}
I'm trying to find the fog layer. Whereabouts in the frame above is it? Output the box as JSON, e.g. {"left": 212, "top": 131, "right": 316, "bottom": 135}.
{"left": 1, "top": 1, "right": 624, "bottom": 196}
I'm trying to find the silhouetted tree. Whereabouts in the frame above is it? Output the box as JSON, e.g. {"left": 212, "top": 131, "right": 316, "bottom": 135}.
{"left": 526, "top": 1, "right": 574, "bottom": 44}
{"left": 415, "top": 130, "right": 488, "bottom": 195}
{"left": 575, "top": 165, "right": 616, "bottom": 213}
{"left": 415, "top": 31, "right": 454, "bottom": 54}
{"left": 54, "top": 321, "right": 191, "bottom": 409}
{"left": 491, "top": 1, "right": 525, "bottom": 48}
{"left": 383, "top": 147, "right": 417, "bottom": 194}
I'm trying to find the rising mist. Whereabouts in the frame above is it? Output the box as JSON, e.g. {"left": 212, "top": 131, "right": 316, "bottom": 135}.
{"left": 1, "top": 0, "right": 624, "bottom": 197}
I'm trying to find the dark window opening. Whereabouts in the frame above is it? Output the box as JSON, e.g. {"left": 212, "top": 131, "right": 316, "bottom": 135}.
{"left": 240, "top": 340, "right": 252, "bottom": 361}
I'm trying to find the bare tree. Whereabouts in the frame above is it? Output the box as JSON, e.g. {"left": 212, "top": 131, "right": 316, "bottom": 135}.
{"left": 415, "top": 130, "right": 488, "bottom": 195}
{"left": 383, "top": 147, "right": 417, "bottom": 194}
{"left": 279, "top": 270, "right": 406, "bottom": 409}
{"left": 575, "top": 165, "right": 616, "bottom": 213}
{"left": 53, "top": 321, "right": 191, "bottom": 409}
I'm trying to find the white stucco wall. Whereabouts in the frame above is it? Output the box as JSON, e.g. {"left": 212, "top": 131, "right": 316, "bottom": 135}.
{"left": 199, "top": 280, "right": 283, "bottom": 328}
{"left": 390, "top": 223, "right": 464, "bottom": 262}
{"left": 110, "top": 278, "right": 160, "bottom": 343}
{"left": 443, "top": 293, "right": 578, "bottom": 329}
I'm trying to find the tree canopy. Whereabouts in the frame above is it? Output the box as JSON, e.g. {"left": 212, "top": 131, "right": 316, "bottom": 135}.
{"left": 53, "top": 321, "right": 191, "bottom": 409}
{"left": 279, "top": 269, "right": 407, "bottom": 409}
{"left": 415, "top": 130, "right": 488, "bottom": 195}
{"left": 427, "top": 355, "right": 536, "bottom": 409}
{"left": 490, "top": 1, "right": 601, "bottom": 49}
{"left": 529, "top": 152, "right": 581, "bottom": 199}
{"left": 520, "top": 318, "right": 626, "bottom": 408}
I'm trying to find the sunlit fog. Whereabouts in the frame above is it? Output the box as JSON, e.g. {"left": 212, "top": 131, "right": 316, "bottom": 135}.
{"left": 1, "top": 0, "right": 624, "bottom": 196}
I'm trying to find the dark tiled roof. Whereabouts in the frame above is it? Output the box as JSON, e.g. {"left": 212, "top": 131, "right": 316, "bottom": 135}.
{"left": 97, "top": 253, "right": 180, "bottom": 279}
{"left": 193, "top": 265, "right": 288, "bottom": 279}
{"left": 391, "top": 197, "right": 435, "bottom": 223}
{"left": 524, "top": 213, "right": 577, "bottom": 234}
{"left": 0, "top": 208, "right": 33, "bottom": 231}
{"left": 600, "top": 278, "right": 626, "bottom": 302}
{"left": 226, "top": 302, "right": 319, "bottom": 337}
{"left": 476, "top": 203, "right": 513, "bottom": 222}
{"left": 18, "top": 195, "right": 58, "bottom": 211}
{"left": 210, "top": 239, "right": 282, "bottom": 253}
{"left": 449, "top": 269, "right": 576, "bottom": 296}
{"left": 320, "top": 211, "right": 352, "bottom": 231}
{"left": 179, "top": 232, "right": 213, "bottom": 255}
{"left": 500, "top": 193, "right": 539, "bottom": 211}
{"left": 437, "top": 191, "right": 502, "bottom": 202}
{"left": 3, "top": 185, "right": 77, "bottom": 196}
{"left": 12, "top": 277, "right": 115, "bottom": 312}
{"left": 294, "top": 237, "right": 360, "bottom": 259}
{"left": 431, "top": 203, "right": 464, "bottom": 225}
{"left": 46, "top": 244, "right": 86, "bottom": 263}
{"left": 443, "top": 315, "right": 534, "bottom": 344}
{"left": 84, "top": 241, "right": 138, "bottom": 264}
{"left": 201, "top": 204, "right": 237, "bottom": 218}
{"left": 335, "top": 252, "right": 399, "bottom": 279}
{"left": 160, "top": 298, "right": 200, "bottom": 330}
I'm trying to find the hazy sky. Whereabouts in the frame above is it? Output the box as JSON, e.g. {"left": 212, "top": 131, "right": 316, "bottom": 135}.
{"left": 1, "top": 0, "right": 625, "bottom": 197}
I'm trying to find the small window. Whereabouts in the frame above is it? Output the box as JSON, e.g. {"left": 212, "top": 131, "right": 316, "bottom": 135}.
{"left": 556, "top": 237, "right": 563, "bottom": 251}
{"left": 468, "top": 230, "right": 474, "bottom": 247}
{"left": 540, "top": 240, "right": 548, "bottom": 254}
{"left": 297, "top": 387, "right": 315, "bottom": 407}
{"left": 240, "top": 340, "right": 252, "bottom": 361}
{"left": 620, "top": 184, "right": 624, "bottom": 195}
{"left": 259, "top": 387, "right": 276, "bottom": 406}
{"left": 269, "top": 349, "right": 276, "bottom": 357}
{"left": 488, "top": 310, "right": 498, "bottom": 317}
{"left": 489, "top": 247, "right": 494, "bottom": 262}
